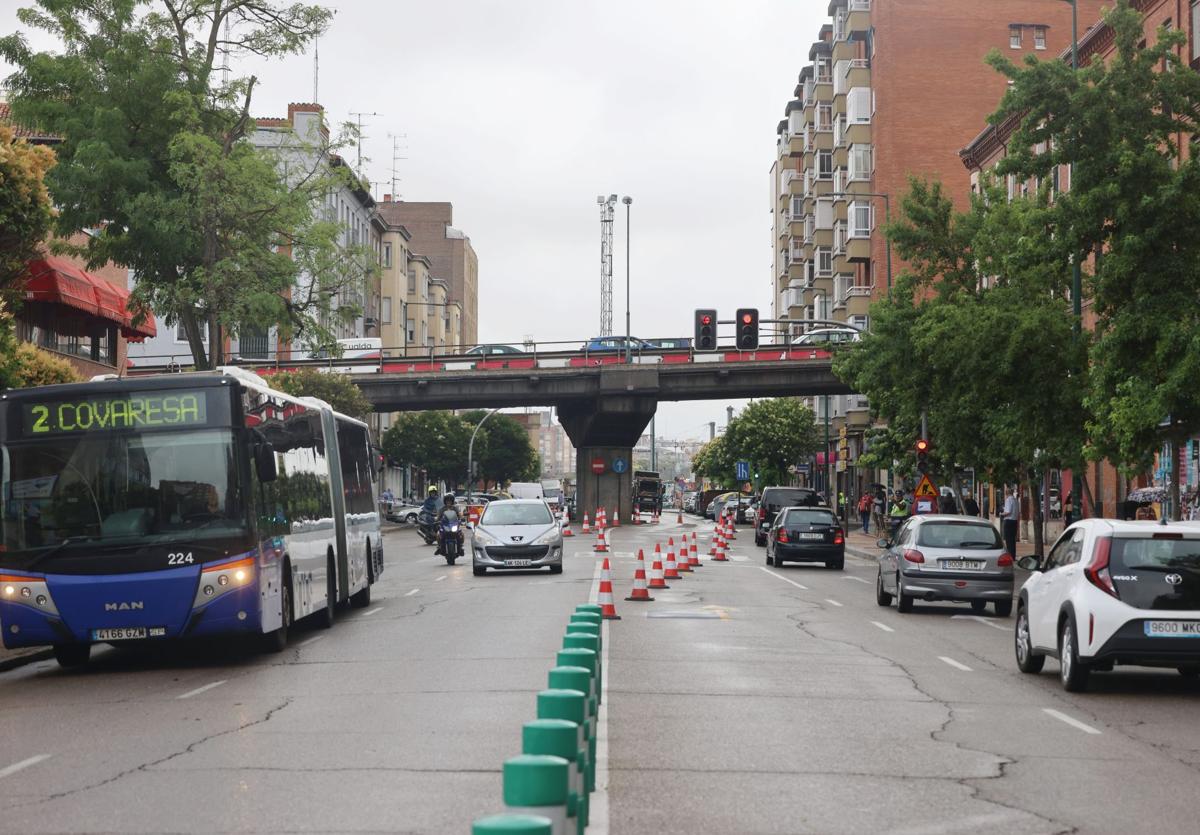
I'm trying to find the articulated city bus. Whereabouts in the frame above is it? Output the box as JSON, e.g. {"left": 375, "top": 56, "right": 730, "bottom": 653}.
{"left": 0, "top": 368, "right": 384, "bottom": 667}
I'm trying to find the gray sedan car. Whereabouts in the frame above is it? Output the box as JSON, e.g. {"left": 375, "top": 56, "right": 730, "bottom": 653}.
{"left": 471, "top": 499, "right": 564, "bottom": 576}
{"left": 875, "top": 515, "right": 1014, "bottom": 616}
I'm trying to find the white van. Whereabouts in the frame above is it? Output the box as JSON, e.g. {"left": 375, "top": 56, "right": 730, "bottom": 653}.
{"left": 508, "top": 482, "right": 545, "bottom": 502}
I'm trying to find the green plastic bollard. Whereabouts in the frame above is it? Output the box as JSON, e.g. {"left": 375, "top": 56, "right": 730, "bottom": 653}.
{"left": 548, "top": 665, "right": 595, "bottom": 709}
{"left": 503, "top": 754, "right": 569, "bottom": 835}
{"left": 574, "top": 603, "right": 602, "bottom": 617}
{"left": 562, "top": 633, "right": 601, "bottom": 694}
{"left": 472, "top": 813, "right": 553, "bottom": 835}
{"left": 570, "top": 611, "right": 601, "bottom": 626}
{"left": 537, "top": 687, "right": 593, "bottom": 794}
{"left": 523, "top": 719, "right": 588, "bottom": 832}
{"left": 565, "top": 619, "right": 601, "bottom": 649}
{"left": 556, "top": 647, "right": 599, "bottom": 704}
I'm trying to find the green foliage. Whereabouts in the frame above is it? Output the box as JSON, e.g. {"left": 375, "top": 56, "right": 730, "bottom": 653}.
{"left": 381, "top": 411, "right": 472, "bottom": 485}
{"left": 723, "top": 398, "right": 820, "bottom": 487}
{"left": 460, "top": 410, "right": 540, "bottom": 487}
{"left": 7, "top": 342, "right": 83, "bottom": 388}
{"left": 0, "top": 1, "right": 374, "bottom": 370}
{"left": 269, "top": 368, "right": 372, "bottom": 421}
{"left": 986, "top": 0, "right": 1200, "bottom": 472}
{"left": 0, "top": 124, "right": 56, "bottom": 295}
{"left": 691, "top": 436, "right": 735, "bottom": 488}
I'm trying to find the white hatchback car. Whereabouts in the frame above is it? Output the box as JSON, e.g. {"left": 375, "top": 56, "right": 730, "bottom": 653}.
{"left": 1015, "top": 519, "right": 1200, "bottom": 691}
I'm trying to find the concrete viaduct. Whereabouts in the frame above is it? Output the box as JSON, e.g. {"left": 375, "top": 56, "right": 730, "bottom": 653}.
{"left": 353, "top": 358, "right": 851, "bottom": 524}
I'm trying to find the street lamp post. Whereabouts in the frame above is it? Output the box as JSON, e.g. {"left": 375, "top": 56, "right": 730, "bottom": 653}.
{"left": 623, "top": 196, "right": 632, "bottom": 363}
{"left": 831, "top": 191, "right": 891, "bottom": 298}
{"left": 1060, "top": 0, "right": 1082, "bottom": 333}
{"left": 467, "top": 408, "right": 499, "bottom": 502}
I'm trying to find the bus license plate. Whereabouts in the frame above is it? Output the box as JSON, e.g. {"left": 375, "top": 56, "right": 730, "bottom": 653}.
{"left": 1144, "top": 621, "right": 1200, "bottom": 638}
{"left": 504, "top": 559, "right": 532, "bottom": 567}
{"left": 92, "top": 627, "right": 150, "bottom": 641}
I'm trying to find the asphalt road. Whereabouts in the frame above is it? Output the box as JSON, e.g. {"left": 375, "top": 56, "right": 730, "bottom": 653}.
{"left": 1, "top": 518, "right": 1198, "bottom": 834}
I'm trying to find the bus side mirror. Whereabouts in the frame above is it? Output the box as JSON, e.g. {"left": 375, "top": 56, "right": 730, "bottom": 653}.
{"left": 255, "top": 442, "right": 278, "bottom": 483}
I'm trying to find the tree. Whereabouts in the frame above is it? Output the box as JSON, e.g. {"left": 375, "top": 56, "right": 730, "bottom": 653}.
{"left": 1, "top": 1, "right": 375, "bottom": 369}
{"left": 691, "top": 435, "right": 736, "bottom": 488}
{"left": 0, "top": 123, "right": 55, "bottom": 296}
{"left": 460, "top": 410, "right": 540, "bottom": 488}
{"left": 270, "top": 368, "right": 372, "bottom": 421}
{"left": 723, "top": 398, "right": 820, "bottom": 488}
{"left": 986, "top": 0, "right": 1200, "bottom": 517}
{"left": 381, "top": 411, "right": 472, "bottom": 485}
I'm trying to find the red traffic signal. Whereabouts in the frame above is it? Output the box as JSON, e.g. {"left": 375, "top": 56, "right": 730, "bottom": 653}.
{"left": 915, "top": 438, "right": 931, "bottom": 473}
{"left": 735, "top": 308, "right": 759, "bottom": 350}
{"left": 741, "top": 313, "right": 753, "bottom": 325}
{"left": 701, "top": 314, "right": 712, "bottom": 325}
{"left": 694, "top": 308, "right": 718, "bottom": 351}
{"left": 915, "top": 439, "right": 930, "bottom": 453}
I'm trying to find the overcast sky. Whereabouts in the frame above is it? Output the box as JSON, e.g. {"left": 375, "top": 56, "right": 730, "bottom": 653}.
{"left": 1, "top": 0, "right": 825, "bottom": 440}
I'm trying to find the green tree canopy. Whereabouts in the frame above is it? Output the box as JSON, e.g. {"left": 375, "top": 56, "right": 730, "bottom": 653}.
{"left": 691, "top": 435, "right": 735, "bottom": 489}
{"left": 460, "top": 410, "right": 540, "bottom": 487}
{"left": 270, "top": 368, "right": 372, "bottom": 421}
{"left": 0, "top": 123, "right": 55, "bottom": 295}
{"left": 381, "top": 411, "right": 472, "bottom": 485}
{"left": 723, "top": 398, "right": 820, "bottom": 487}
{"left": 1, "top": 1, "right": 375, "bottom": 369}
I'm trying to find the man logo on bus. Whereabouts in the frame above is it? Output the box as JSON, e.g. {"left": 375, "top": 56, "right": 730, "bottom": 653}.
{"left": 104, "top": 601, "right": 145, "bottom": 611}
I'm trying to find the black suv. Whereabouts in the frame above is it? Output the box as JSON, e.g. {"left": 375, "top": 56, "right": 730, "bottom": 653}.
{"left": 755, "top": 486, "right": 823, "bottom": 546}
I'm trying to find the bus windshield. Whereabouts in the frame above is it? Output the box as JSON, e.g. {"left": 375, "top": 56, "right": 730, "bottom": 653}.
{"left": 2, "top": 428, "right": 245, "bottom": 554}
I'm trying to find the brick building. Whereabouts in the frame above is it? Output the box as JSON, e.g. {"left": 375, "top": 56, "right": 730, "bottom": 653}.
{"left": 769, "top": 0, "right": 1106, "bottom": 496}
{"left": 958, "top": 0, "right": 1200, "bottom": 519}
{"left": 381, "top": 201, "right": 479, "bottom": 347}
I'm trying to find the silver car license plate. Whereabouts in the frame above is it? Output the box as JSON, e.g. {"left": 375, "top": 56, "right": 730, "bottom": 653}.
{"left": 504, "top": 559, "right": 532, "bottom": 567}
{"left": 1144, "top": 620, "right": 1200, "bottom": 637}
{"left": 941, "top": 560, "right": 985, "bottom": 571}
{"left": 799, "top": 532, "right": 823, "bottom": 540}
{"left": 92, "top": 627, "right": 149, "bottom": 641}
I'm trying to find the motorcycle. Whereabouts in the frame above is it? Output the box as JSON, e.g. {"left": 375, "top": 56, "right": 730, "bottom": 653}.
{"left": 417, "top": 510, "right": 438, "bottom": 546}
{"left": 439, "top": 511, "right": 464, "bottom": 565}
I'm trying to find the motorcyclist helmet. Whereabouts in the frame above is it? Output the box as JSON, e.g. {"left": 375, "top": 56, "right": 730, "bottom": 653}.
{"left": 444, "top": 494, "right": 455, "bottom": 506}
{"left": 428, "top": 486, "right": 439, "bottom": 495}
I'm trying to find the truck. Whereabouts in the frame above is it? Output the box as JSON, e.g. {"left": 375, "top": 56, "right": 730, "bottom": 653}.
{"left": 507, "top": 482, "right": 545, "bottom": 502}
{"left": 540, "top": 479, "right": 564, "bottom": 513}
{"left": 633, "top": 470, "right": 663, "bottom": 514}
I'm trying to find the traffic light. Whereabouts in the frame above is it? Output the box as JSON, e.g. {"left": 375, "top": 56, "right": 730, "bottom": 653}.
{"left": 735, "top": 308, "right": 759, "bottom": 350}
{"left": 915, "top": 438, "right": 931, "bottom": 474}
{"left": 694, "top": 308, "right": 717, "bottom": 351}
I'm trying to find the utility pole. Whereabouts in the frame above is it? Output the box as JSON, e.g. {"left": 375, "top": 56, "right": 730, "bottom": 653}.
{"left": 708, "top": 422, "right": 716, "bottom": 441}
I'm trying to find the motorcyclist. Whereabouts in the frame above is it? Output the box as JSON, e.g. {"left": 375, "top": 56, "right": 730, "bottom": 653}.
{"left": 434, "top": 494, "right": 460, "bottom": 555}
{"left": 420, "top": 486, "right": 440, "bottom": 517}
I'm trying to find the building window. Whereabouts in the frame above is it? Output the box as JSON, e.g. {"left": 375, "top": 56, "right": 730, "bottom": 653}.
{"left": 816, "top": 57, "right": 831, "bottom": 83}
{"left": 816, "top": 247, "right": 833, "bottom": 276}
{"left": 849, "top": 144, "right": 873, "bottom": 180}
{"left": 847, "top": 88, "right": 872, "bottom": 124}
{"left": 175, "top": 318, "right": 209, "bottom": 343}
{"left": 850, "top": 201, "right": 874, "bottom": 237}
{"left": 382, "top": 297, "right": 392, "bottom": 325}
{"left": 817, "top": 104, "right": 833, "bottom": 131}
{"left": 818, "top": 150, "right": 833, "bottom": 179}
{"left": 1010, "top": 25, "right": 1022, "bottom": 49}
{"left": 1034, "top": 26, "right": 1047, "bottom": 50}
{"left": 407, "top": 270, "right": 416, "bottom": 293}
{"left": 791, "top": 195, "right": 804, "bottom": 216}
{"left": 383, "top": 243, "right": 392, "bottom": 268}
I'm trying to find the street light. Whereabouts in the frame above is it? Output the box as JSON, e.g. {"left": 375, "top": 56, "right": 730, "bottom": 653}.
{"left": 830, "top": 191, "right": 892, "bottom": 298}
{"left": 1058, "top": 0, "right": 1082, "bottom": 333}
{"left": 467, "top": 408, "right": 499, "bottom": 501}
{"left": 623, "top": 196, "right": 632, "bottom": 363}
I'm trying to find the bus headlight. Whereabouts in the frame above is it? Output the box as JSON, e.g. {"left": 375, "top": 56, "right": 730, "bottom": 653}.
{"left": 0, "top": 575, "right": 59, "bottom": 616}
{"left": 193, "top": 557, "right": 255, "bottom": 608}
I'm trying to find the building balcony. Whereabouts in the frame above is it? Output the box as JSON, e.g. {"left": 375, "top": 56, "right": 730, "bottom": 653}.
{"left": 845, "top": 235, "right": 871, "bottom": 261}
{"left": 844, "top": 122, "right": 872, "bottom": 146}
{"left": 811, "top": 130, "right": 834, "bottom": 151}
{"left": 844, "top": 60, "right": 871, "bottom": 89}
{"left": 783, "top": 287, "right": 805, "bottom": 312}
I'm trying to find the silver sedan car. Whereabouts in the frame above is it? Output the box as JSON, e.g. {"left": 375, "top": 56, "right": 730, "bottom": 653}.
{"left": 875, "top": 515, "right": 1014, "bottom": 617}
{"left": 471, "top": 499, "right": 563, "bottom": 576}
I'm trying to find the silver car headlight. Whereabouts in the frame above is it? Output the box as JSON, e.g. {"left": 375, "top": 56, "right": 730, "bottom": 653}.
{"left": 530, "top": 527, "right": 561, "bottom": 546}
{"left": 472, "top": 529, "right": 500, "bottom": 547}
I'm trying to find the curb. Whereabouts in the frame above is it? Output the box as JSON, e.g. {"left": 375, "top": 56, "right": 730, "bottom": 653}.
{"left": 0, "top": 648, "right": 54, "bottom": 673}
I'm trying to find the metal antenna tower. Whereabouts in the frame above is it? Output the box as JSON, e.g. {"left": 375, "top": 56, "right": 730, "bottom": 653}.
{"left": 388, "top": 133, "right": 408, "bottom": 199}
{"left": 313, "top": 39, "right": 319, "bottom": 102}
{"left": 598, "top": 194, "right": 617, "bottom": 336}
{"left": 349, "top": 111, "right": 379, "bottom": 174}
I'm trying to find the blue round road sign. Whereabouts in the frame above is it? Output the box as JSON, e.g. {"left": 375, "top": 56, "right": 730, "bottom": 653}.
{"left": 612, "top": 458, "right": 629, "bottom": 474}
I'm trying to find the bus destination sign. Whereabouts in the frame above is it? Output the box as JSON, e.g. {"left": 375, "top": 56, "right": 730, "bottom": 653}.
{"left": 20, "top": 390, "right": 210, "bottom": 436}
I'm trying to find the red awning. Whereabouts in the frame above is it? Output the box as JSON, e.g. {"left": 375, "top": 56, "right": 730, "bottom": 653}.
{"left": 23, "top": 256, "right": 157, "bottom": 341}
{"left": 24, "top": 257, "right": 100, "bottom": 316}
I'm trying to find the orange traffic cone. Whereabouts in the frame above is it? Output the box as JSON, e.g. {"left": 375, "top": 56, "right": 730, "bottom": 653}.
{"left": 561, "top": 506, "right": 574, "bottom": 537}
{"left": 625, "top": 549, "right": 654, "bottom": 602}
{"left": 677, "top": 507, "right": 684, "bottom": 524}
{"left": 727, "top": 512, "right": 737, "bottom": 539}
{"left": 688, "top": 531, "right": 701, "bottom": 567}
{"left": 672, "top": 536, "right": 692, "bottom": 573}
{"left": 652, "top": 508, "right": 660, "bottom": 524}
{"left": 633, "top": 506, "right": 642, "bottom": 525}
{"left": 713, "top": 527, "right": 729, "bottom": 561}
{"left": 709, "top": 515, "right": 721, "bottom": 555}
{"left": 597, "top": 508, "right": 606, "bottom": 530}
{"left": 663, "top": 541, "right": 681, "bottom": 579}
{"left": 611, "top": 507, "right": 620, "bottom": 527}
{"left": 582, "top": 513, "right": 591, "bottom": 534}
{"left": 598, "top": 558, "right": 621, "bottom": 620}
{"left": 594, "top": 525, "right": 609, "bottom": 553}
{"left": 649, "top": 544, "right": 670, "bottom": 589}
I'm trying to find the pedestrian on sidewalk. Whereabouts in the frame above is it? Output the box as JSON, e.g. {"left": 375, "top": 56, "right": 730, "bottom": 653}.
{"left": 872, "top": 487, "right": 886, "bottom": 535}
{"left": 858, "top": 492, "right": 872, "bottom": 534}
{"left": 1062, "top": 492, "right": 1074, "bottom": 526}
{"left": 963, "top": 493, "right": 980, "bottom": 517}
{"left": 1002, "top": 486, "right": 1019, "bottom": 557}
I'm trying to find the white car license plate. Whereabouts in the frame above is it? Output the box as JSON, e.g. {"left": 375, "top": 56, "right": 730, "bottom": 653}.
{"left": 941, "top": 560, "right": 985, "bottom": 571}
{"left": 799, "top": 532, "right": 824, "bottom": 540}
{"left": 1144, "top": 620, "right": 1200, "bottom": 638}
{"left": 92, "top": 627, "right": 151, "bottom": 641}
{"left": 504, "top": 559, "right": 532, "bottom": 567}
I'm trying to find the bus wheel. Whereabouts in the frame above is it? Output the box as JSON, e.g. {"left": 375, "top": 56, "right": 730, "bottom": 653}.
{"left": 318, "top": 554, "right": 336, "bottom": 629}
{"left": 53, "top": 643, "right": 90, "bottom": 668}
{"left": 350, "top": 546, "right": 373, "bottom": 609}
{"left": 263, "top": 568, "right": 292, "bottom": 653}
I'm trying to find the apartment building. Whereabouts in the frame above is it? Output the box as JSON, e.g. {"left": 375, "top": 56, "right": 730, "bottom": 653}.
{"left": 510, "top": 411, "right": 576, "bottom": 481}
{"left": 958, "top": 0, "right": 1200, "bottom": 517}
{"left": 770, "top": 0, "right": 1105, "bottom": 490}
{"left": 383, "top": 201, "right": 479, "bottom": 347}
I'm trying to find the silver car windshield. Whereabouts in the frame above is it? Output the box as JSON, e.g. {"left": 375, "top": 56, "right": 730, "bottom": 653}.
{"left": 482, "top": 503, "right": 553, "bottom": 526}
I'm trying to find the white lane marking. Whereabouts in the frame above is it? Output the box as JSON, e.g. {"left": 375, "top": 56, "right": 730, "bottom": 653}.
{"left": 938, "top": 655, "right": 973, "bottom": 672}
{"left": 729, "top": 553, "right": 749, "bottom": 562}
{"left": 435, "top": 574, "right": 447, "bottom": 582}
{"left": 842, "top": 575, "right": 872, "bottom": 584}
{"left": 589, "top": 560, "right": 610, "bottom": 834}
{"left": 824, "top": 598, "right": 843, "bottom": 607}
{"left": 362, "top": 607, "right": 383, "bottom": 616}
{"left": 951, "top": 614, "right": 1009, "bottom": 631}
{"left": 404, "top": 588, "right": 420, "bottom": 597}
{"left": 1043, "top": 708, "right": 1102, "bottom": 735}
{"left": 759, "top": 567, "right": 809, "bottom": 590}
{"left": 869, "top": 621, "right": 895, "bottom": 633}
{"left": 0, "top": 754, "right": 51, "bottom": 780}
{"left": 177, "top": 679, "right": 227, "bottom": 700}
{"left": 298, "top": 636, "right": 325, "bottom": 647}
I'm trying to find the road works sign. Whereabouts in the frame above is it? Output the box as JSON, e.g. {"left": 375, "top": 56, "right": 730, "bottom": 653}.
{"left": 913, "top": 474, "right": 939, "bottom": 515}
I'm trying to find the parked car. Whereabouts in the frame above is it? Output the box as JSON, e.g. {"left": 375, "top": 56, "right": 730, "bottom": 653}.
{"left": 471, "top": 500, "right": 564, "bottom": 576}
{"left": 581, "top": 335, "right": 653, "bottom": 353}
{"left": 736, "top": 496, "right": 757, "bottom": 524}
{"left": 755, "top": 486, "right": 824, "bottom": 546}
{"left": 767, "top": 506, "right": 845, "bottom": 569}
{"left": 706, "top": 491, "right": 738, "bottom": 519}
{"left": 1014, "top": 519, "right": 1200, "bottom": 692}
{"left": 386, "top": 502, "right": 425, "bottom": 525}
{"left": 683, "top": 491, "right": 699, "bottom": 514}
{"left": 791, "top": 327, "right": 861, "bottom": 347}
{"left": 464, "top": 344, "right": 524, "bottom": 356}
{"left": 875, "top": 515, "right": 1014, "bottom": 617}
